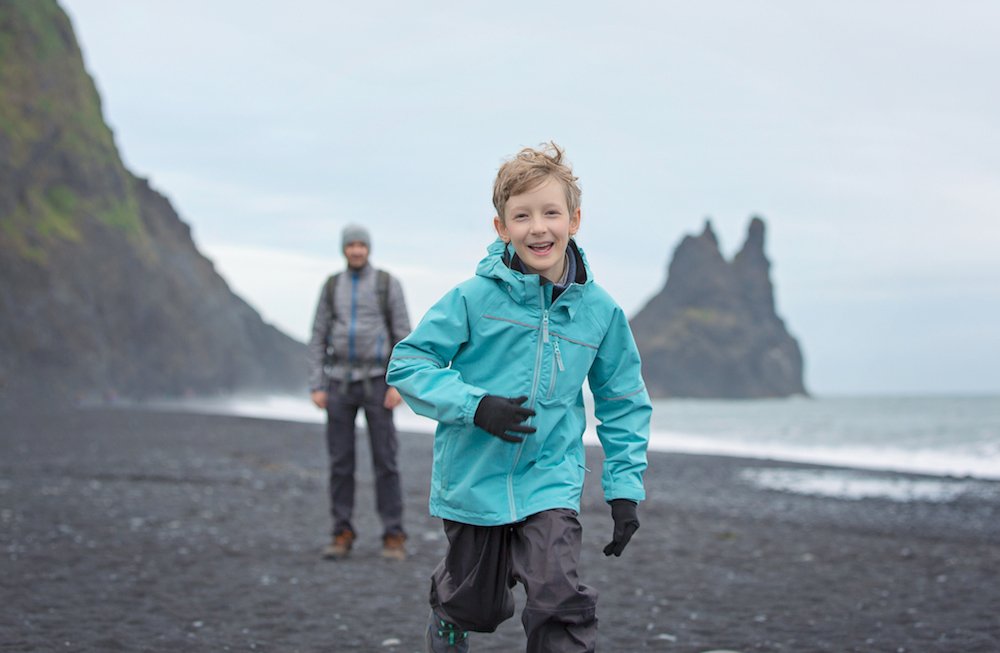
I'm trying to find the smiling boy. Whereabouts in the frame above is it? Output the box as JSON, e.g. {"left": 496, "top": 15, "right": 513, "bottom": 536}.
{"left": 496, "top": 174, "right": 578, "bottom": 281}
{"left": 387, "top": 143, "right": 651, "bottom": 653}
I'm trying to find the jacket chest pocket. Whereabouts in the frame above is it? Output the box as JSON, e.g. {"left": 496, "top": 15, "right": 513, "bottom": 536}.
{"left": 545, "top": 333, "right": 598, "bottom": 401}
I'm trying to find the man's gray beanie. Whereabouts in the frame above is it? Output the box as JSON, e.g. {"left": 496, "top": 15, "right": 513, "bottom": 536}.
{"left": 342, "top": 224, "right": 371, "bottom": 250}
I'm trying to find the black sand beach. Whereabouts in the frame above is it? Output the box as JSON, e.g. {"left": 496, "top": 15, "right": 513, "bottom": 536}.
{"left": 2, "top": 408, "right": 998, "bottom": 652}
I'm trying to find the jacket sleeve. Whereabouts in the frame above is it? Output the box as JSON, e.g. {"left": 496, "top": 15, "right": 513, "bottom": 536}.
{"left": 387, "top": 275, "right": 412, "bottom": 347}
{"left": 307, "top": 279, "right": 333, "bottom": 392}
{"left": 387, "top": 285, "right": 488, "bottom": 426}
{"left": 588, "top": 305, "right": 652, "bottom": 503}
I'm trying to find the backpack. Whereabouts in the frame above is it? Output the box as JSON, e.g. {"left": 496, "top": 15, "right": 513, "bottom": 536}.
{"left": 322, "top": 269, "right": 394, "bottom": 364}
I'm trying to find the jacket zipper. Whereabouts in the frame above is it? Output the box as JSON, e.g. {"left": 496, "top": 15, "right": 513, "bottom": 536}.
{"left": 547, "top": 339, "right": 565, "bottom": 399}
{"left": 507, "top": 285, "right": 547, "bottom": 522}
{"left": 348, "top": 272, "right": 358, "bottom": 362}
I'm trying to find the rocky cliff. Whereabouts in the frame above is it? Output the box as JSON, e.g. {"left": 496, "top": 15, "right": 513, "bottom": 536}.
{"left": 630, "top": 217, "right": 807, "bottom": 399}
{"left": 0, "top": 1, "right": 306, "bottom": 407}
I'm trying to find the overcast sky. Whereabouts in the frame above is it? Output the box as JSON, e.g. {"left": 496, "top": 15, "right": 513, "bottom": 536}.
{"left": 59, "top": 1, "right": 1000, "bottom": 395}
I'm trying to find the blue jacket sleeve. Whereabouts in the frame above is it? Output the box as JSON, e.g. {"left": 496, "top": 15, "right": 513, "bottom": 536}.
{"left": 588, "top": 305, "right": 652, "bottom": 503}
{"left": 387, "top": 285, "right": 488, "bottom": 426}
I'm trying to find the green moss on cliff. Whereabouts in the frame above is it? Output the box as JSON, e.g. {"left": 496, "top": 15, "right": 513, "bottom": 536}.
{"left": 8, "top": 1, "right": 64, "bottom": 57}
{"left": 681, "top": 307, "right": 719, "bottom": 324}
{"left": 0, "top": 1, "right": 120, "bottom": 163}
{"left": 0, "top": 0, "right": 145, "bottom": 258}
{"left": 100, "top": 194, "right": 142, "bottom": 233}
{"left": 1, "top": 184, "right": 83, "bottom": 264}
{"left": 40, "top": 185, "right": 82, "bottom": 239}
{"left": 0, "top": 28, "right": 12, "bottom": 68}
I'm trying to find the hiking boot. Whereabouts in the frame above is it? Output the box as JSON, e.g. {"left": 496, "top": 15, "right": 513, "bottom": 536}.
{"left": 382, "top": 532, "right": 407, "bottom": 561}
{"left": 425, "top": 610, "right": 469, "bottom": 653}
{"left": 321, "top": 530, "right": 354, "bottom": 560}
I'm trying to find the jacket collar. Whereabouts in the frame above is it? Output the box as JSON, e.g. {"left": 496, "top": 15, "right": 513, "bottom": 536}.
{"left": 476, "top": 238, "right": 591, "bottom": 319}
{"left": 345, "top": 262, "right": 373, "bottom": 278}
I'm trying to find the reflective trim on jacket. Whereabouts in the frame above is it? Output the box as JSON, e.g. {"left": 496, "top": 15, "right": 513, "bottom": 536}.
{"left": 387, "top": 238, "right": 651, "bottom": 526}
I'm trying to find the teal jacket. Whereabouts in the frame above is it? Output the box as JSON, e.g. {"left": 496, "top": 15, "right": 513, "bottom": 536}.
{"left": 387, "top": 239, "right": 651, "bottom": 526}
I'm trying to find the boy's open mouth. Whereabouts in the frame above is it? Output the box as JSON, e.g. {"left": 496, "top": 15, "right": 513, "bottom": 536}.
{"left": 527, "top": 242, "right": 554, "bottom": 256}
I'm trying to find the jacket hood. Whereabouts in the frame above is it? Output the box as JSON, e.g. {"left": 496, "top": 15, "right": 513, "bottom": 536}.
{"left": 476, "top": 238, "right": 591, "bottom": 310}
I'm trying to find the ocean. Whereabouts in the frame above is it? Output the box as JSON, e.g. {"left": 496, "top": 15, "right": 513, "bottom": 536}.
{"left": 151, "top": 393, "right": 1000, "bottom": 501}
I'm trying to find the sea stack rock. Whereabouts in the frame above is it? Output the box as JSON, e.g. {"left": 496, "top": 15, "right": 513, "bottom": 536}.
{"left": 630, "top": 217, "right": 807, "bottom": 399}
{"left": 0, "top": 1, "right": 306, "bottom": 407}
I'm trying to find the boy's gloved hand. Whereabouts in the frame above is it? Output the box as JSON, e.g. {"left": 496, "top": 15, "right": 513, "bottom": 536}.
{"left": 474, "top": 395, "right": 536, "bottom": 443}
{"left": 603, "top": 499, "right": 639, "bottom": 557}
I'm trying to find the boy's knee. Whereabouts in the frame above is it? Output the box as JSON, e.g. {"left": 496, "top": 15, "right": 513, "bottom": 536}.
{"left": 524, "top": 582, "right": 597, "bottom": 618}
{"left": 521, "top": 589, "right": 598, "bottom": 647}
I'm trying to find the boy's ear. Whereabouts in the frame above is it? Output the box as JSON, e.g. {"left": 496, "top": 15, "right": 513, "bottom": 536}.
{"left": 569, "top": 207, "right": 581, "bottom": 236}
{"left": 493, "top": 215, "right": 510, "bottom": 242}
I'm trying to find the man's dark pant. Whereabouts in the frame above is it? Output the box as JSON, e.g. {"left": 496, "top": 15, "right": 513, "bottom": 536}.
{"left": 325, "top": 376, "right": 404, "bottom": 537}
{"left": 430, "top": 509, "right": 598, "bottom": 652}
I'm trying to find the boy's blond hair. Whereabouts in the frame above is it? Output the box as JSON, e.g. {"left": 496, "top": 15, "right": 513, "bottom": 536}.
{"left": 493, "top": 142, "right": 581, "bottom": 222}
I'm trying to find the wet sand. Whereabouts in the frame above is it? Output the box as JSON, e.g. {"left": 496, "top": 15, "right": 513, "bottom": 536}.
{"left": 1, "top": 407, "right": 998, "bottom": 652}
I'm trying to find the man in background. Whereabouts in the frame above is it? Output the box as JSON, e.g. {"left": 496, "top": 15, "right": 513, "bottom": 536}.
{"left": 308, "top": 224, "right": 412, "bottom": 561}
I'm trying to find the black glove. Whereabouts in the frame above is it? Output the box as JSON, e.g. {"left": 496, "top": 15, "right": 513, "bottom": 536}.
{"left": 603, "top": 499, "right": 639, "bottom": 557}
{"left": 473, "top": 395, "right": 536, "bottom": 443}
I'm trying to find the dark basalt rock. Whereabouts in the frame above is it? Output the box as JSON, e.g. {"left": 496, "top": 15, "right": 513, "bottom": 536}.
{"left": 630, "top": 217, "right": 807, "bottom": 399}
{"left": 0, "top": 1, "right": 306, "bottom": 407}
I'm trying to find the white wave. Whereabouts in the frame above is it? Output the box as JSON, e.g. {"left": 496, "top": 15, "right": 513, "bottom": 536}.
{"left": 148, "top": 393, "right": 1000, "bottom": 482}
{"left": 641, "top": 429, "right": 1000, "bottom": 481}
{"left": 147, "top": 393, "right": 437, "bottom": 432}
{"left": 740, "top": 468, "right": 1000, "bottom": 502}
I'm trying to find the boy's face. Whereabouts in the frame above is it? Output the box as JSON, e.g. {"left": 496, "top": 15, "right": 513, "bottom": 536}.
{"left": 494, "top": 177, "right": 580, "bottom": 283}
{"left": 343, "top": 241, "right": 370, "bottom": 270}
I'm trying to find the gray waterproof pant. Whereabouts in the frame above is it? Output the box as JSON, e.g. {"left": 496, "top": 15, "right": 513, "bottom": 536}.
{"left": 325, "top": 376, "right": 404, "bottom": 538}
{"left": 430, "top": 509, "right": 598, "bottom": 652}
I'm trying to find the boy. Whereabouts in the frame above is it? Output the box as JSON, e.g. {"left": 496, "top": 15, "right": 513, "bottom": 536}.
{"left": 387, "top": 143, "right": 651, "bottom": 652}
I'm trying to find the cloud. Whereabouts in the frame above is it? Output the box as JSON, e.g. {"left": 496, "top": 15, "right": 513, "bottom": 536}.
{"left": 61, "top": 0, "right": 1000, "bottom": 393}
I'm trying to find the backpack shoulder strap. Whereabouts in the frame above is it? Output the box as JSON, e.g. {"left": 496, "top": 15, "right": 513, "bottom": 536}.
{"left": 376, "top": 269, "right": 394, "bottom": 344}
{"left": 324, "top": 272, "right": 341, "bottom": 319}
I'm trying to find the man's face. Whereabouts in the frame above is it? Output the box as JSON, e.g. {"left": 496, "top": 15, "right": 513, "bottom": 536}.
{"left": 344, "top": 241, "right": 370, "bottom": 269}
{"left": 494, "top": 177, "right": 580, "bottom": 283}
